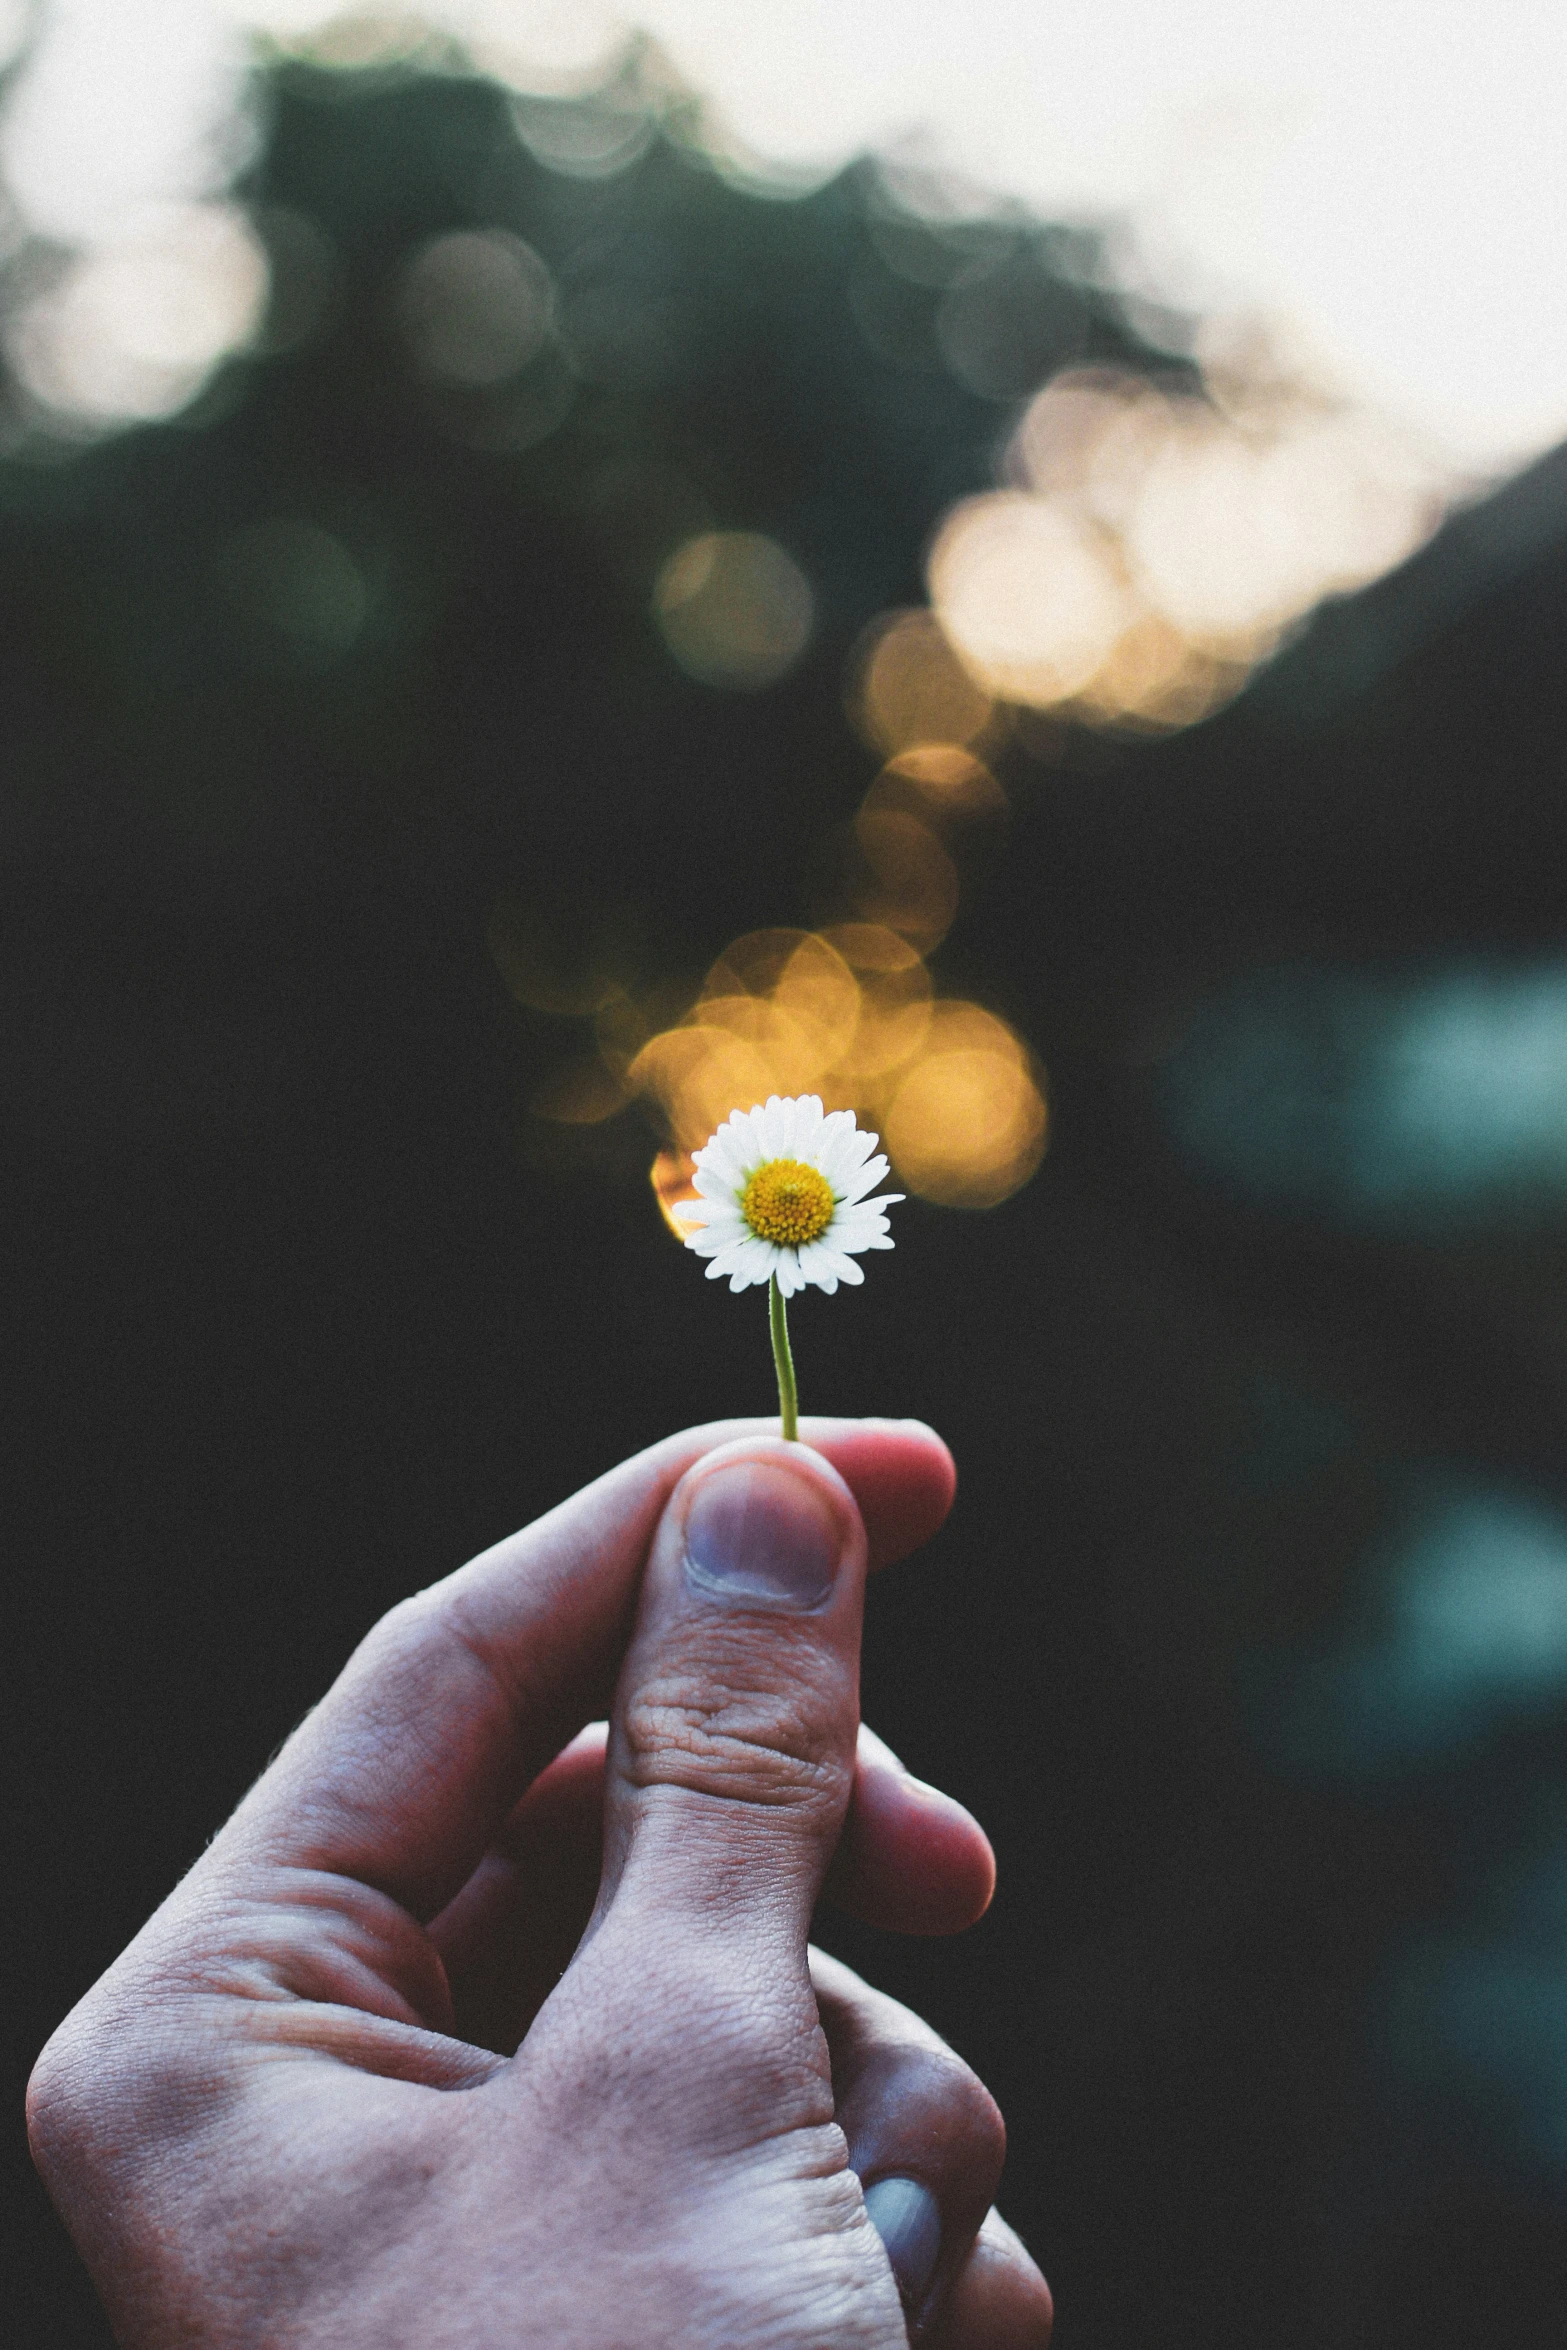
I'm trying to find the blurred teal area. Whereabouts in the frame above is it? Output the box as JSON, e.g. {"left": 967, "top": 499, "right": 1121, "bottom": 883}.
{"left": 1164, "top": 962, "right": 1567, "bottom": 1228}
{"left": 1385, "top": 1802, "right": 1567, "bottom": 2183}
{"left": 1259, "top": 1481, "right": 1567, "bottom": 1779}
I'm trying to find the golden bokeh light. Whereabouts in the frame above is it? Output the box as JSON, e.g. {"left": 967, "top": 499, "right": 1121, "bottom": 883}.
{"left": 621, "top": 905, "right": 1043, "bottom": 1212}
{"left": 918, "top": 999, "right": 1029, "bottom": 1064}
{"left": 927, "top": 362, "right": 1443, "bottom": 734}
{"left": 850, "top": 807, "right": 960, "bottom": 952}
{"left": 847, "top": 608, "right": 995, "bottom": 756}
{"left": 649, "top": 1146, "right": 703, "bottom": 1238}
{"left": 515, "top": 430, "right": 1051, "bottom": 1219}
{"left": 819, "top": 924, "right": 934, "bottom": 1081}
{"left": 868, "top": 745, "right": 1008, "bottom": 831}
{"left": 705, "top": 926, "right": 822, "bottom": 1001}
{"left": 929, "top": 491, "right": 1133, "bottom": 707}
{"left": 768, "top": 931, "right": 864, "bottom": 1066}
{"left": 1008, "top": 367, "right": 1164, "bottom": 513}
{"left": 653, "top": 531, "right": 814, "bottom": 691}
{"left": 1074, "top": 611, "right": 1248, "bottom": 735}
{"left": 628, "top": 1022, "right": 786, "bottom": 1153}
{"left": 681, "top": 994, "right": 824, "bottom": 1095}
{"left": 884, "top": 1038, "right": 1047, "bottom": 1209}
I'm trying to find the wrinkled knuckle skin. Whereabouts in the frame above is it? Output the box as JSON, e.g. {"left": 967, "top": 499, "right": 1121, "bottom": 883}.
{"left": 26, "top": 2029, "right": 78, "bottom": 2179}
{"left": 26, "top": 2008, "right": 133, "bottom": 2220}
{"left": 622, "top": 1666, "right": 849, "bottom": 1814}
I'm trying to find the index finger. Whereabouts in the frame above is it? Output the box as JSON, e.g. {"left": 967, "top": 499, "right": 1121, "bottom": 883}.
{"left": 211, "top": 1416, "right": 954, "bottom": 1921}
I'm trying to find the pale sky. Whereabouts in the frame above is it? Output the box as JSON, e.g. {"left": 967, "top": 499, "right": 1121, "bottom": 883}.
{"left": 7, "top": 1, "right": 1567, "bottom": 474}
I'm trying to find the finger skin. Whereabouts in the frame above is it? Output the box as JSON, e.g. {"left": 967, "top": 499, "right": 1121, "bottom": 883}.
{"left": 811, "top": 1950, "right": 1007, "bottom": 2338}
{"left": 595, "top": 1438, "right": 868, "bottom": 1961}
{"left": 28, "top": 1424, "right": 1015, "bottom": 2350}
{"left": 430, "top": 1724, "right": 996, "bottom": 2053}
{"left": 921, "top": 2211, "right": 1054, "bottom": 2350}
{"left": 429, "top": 1727, "right": 610, "bottom": 2055}
{"left": 214, "top": 1416, "right": 955, "bottom": 1923}
{"left": 826, "top": 1726, "right": 996, "bottom": 1937}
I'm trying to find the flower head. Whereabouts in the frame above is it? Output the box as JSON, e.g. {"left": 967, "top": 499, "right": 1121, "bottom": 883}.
{"left": 676, "top": 1094, "right": 903, "bottom": 1296}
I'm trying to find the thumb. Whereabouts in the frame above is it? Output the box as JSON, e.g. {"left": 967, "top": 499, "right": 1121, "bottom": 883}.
{"left": 596, "top": 1434, "right": 867, "bottom": 1969}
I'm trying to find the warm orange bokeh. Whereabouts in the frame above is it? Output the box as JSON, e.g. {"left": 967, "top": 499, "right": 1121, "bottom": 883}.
{"left": 523, "top": 582, "right": 1049, "bottom": 1213}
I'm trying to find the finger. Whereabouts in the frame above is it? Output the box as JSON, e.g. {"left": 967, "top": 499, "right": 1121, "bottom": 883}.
{"left": 825, "top": 1725, "right": 996, "bottom": 1936}
{"left": 430, "top": 1724, "right": 608, "bottom": 2054}
{"left": 430, "top": 1723, "right": 995, "bottom": 2050}
{"left": 211, "top": 1416, "right": 953, "bottom": 1921}
{"left": 593, "top": 1436, "right": 866, "bottom": 1980}
{"left": 810, "top": 1949, "right": 1006, "bottom": 2337}
{"left": 921, "top": 2210, "right": 1054, "bottom": 2349}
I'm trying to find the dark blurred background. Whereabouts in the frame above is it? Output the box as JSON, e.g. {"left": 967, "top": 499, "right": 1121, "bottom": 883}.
{"left": 12, "top": 45, "right": 1567, "bottom": 2350}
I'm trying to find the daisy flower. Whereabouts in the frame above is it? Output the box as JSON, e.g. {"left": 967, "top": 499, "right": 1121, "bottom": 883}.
{"left": 673, "top": 1094, "right": 903, "bottom": 1438}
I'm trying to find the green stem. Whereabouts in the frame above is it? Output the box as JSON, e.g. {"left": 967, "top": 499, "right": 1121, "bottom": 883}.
{"left": 769, "top": 1273, "right": 799, "bottom": 1441}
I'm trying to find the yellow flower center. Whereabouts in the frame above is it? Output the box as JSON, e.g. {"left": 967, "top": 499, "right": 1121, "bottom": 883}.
{"left": 740, "top": 1158, "right": 836, "bottom": 1249}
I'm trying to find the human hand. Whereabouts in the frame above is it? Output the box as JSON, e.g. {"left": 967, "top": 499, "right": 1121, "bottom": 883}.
{"left": 29, "top": 1418, "right": 1052, "bottom": 2348}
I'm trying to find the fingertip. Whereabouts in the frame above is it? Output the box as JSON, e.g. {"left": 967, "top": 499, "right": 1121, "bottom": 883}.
{"left": 923, "top": 2210, "right": 1053, "bottom": 2349}
{"left": 828, "top": 1748, "right": 997, "bottom": 1937}
{"left": 798, "top": 1417, "right": 956, "bottom": 1571}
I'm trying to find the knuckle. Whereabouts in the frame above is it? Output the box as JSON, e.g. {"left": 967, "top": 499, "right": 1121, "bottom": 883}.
{"left": 352, "top": 1590, "right": 443, "bottom": 1682}
{"left": 929, "top": 2047, "right": 1006, "bottom": 2176}
{"left": 622, "top": 1653, "right": 850, "bottom": 1814}
{"left": 26, "top": 1997, "right": 142, "bottom": 2185}
{"left": 871, "top": 2043, "right": 1006, "bottom": 2185}
{"left": 25, "top": 2027, "right": 80, "bottom": 2169}
{"left": 335, "top": 1588, "right": 518, "bottom": 1738}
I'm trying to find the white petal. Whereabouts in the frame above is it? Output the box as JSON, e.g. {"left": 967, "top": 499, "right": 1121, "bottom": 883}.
{"left": 831, "top": 1133, "right": 879, "bottom": 1188}
{"left": 719, "top": 1252, "right": 768, "bottom": 1292}
{"left": 821, "top": 1110, "right": 865, "bottom": 1154}
{"left": 820, "top": 1248, "right": 866, "bottom": 1284}
{"left": 839, "top": 1155, "right": 892, "bottom": 1204}
{"left": 828, "top": 1218, "right": 881, "bottom": 1254}
{"left": 832, "top": 1192, "right": 898, "bottom": 1226}
{"left": 696, "top": 1134, "right": 744, "bottom": 1185}
{"left": 836, "top": 1210, "right": 897, "bottom": 1242}
{"left": 731, "top": 1109, "right": 768, "bottom": 1157}
{"left": 833, "top": 1194, "right": 903, "bottom": 1233}
{"left": 771, "top": 1095, "right": 801, "bottom": 1156}
{"left": 687, "top": 1219, "right": 748, "bottom": 1257}
{"left": 776, "top": 1251, "right": 808, "bottom": 1297}
{"left": 796, "top": 1240, "right": 842, "bottom": 1293}
{"left": 791, "top": 1095, "right": 824, "bottom": 1151}
{"left": 707, "top": 1232, "right": 767, "bottom": 1283}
